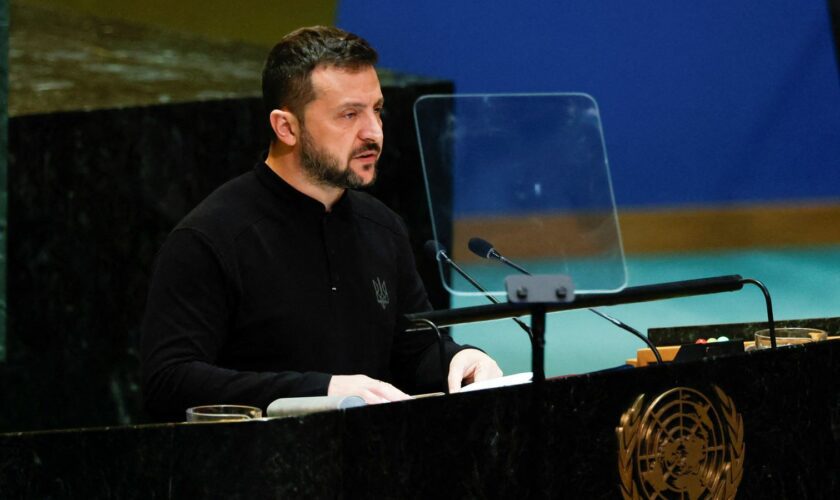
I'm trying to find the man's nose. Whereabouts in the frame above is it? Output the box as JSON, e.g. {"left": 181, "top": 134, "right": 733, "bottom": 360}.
{"left": 359, "top": 111, "right": 384, "bottom": 143}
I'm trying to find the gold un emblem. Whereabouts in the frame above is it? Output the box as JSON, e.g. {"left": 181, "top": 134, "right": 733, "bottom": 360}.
{"left": 616, "top": 386, "right": 745, "bottom": 499}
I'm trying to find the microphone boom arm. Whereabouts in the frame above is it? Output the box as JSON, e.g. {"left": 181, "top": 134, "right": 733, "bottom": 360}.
{"left": 407, "top": 275, "right": 746, "bottom": 327}
{"left": 405, "top": 275, "right": 764, "bottom": 381}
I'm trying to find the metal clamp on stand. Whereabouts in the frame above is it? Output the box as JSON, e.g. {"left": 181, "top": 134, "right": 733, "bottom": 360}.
{"left": 505, "top": 274, "right": 575, "bottom": 383}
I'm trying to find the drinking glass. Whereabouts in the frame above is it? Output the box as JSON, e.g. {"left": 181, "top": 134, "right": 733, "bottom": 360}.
{"left": 753, "top": 327, "right": 828, "bottom": 349}
{"left": 186, "top": 405, "right": 262, "bottom": 422}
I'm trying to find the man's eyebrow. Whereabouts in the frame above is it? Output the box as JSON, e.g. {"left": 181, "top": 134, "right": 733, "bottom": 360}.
{"left": 337, "top": 98, "right": 385, "bottom": 110}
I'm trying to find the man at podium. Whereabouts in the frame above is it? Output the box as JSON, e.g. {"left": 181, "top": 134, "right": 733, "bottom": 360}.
{"left": 140, "top": 26, "right": 501, "bottom": 420}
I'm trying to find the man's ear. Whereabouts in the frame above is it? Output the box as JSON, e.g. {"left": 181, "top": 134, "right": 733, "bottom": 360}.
{"left": 269, "top": 109, "right": 300, "bottom": 147}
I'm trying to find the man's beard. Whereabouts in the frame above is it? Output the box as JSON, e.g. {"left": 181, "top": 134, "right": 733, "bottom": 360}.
{"left": 299, "top": 127, "right": 380, "bottom": 189}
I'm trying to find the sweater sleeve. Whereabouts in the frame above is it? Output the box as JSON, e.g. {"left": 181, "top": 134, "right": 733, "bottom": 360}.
{"left": 140, "top": 228, "right": 331, "bottom": 420}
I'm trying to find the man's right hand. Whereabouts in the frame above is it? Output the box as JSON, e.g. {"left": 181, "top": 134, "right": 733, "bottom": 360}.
{"left": 327, "top": 375, "right": 411, "bottom": 404}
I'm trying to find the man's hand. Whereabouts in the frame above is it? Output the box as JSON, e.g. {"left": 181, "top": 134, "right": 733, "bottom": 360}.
{"left": 328, "top": 374, "right": 411, "bottom": 404}
{"left": 448, "top": 349, "right": 503, "bottom": 393}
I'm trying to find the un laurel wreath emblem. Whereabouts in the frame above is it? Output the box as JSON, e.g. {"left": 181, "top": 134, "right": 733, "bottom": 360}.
{"left": 616, "top": 386, "right": 745, "bottom": 499}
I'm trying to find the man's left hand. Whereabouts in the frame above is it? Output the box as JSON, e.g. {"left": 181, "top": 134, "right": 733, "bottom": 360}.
{"left": 447, "top": 349, "right": 503, "bottom": 393}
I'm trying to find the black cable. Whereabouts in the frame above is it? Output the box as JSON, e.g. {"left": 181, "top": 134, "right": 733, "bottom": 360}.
{"left": 588, "top": 308, "right": 663, "bottom": 365}
{"left": 740, "top": 278, "right": 776, "bottom": 349}
{"left": 410, "top": 318, "right": 450, "bottom": 394}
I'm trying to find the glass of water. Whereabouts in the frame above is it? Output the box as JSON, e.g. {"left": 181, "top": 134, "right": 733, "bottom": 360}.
{"left": 753, "top": 327, "right": 828, "bottom": 349}
{"left": 186, "top": 405, "right": 262, "bottom": 422}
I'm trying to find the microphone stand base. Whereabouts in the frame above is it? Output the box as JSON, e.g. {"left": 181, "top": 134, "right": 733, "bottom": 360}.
{"left": 506, "top": 274, "right": 575, "bottom": 383}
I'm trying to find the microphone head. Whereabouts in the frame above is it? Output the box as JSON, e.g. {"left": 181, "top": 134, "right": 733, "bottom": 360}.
{"left": 423, "top": 240, "right": 446, "bottom": 261}
{"left": 468, "top": 237, "right": 495, "bottom": 259}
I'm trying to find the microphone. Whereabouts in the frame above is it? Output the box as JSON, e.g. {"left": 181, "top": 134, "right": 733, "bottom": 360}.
{"left": 424, "top": 240, "right": 533, "bottom": 339}
{"left": 466, "top": 237, "right": 497, "bottom": 259}
{"left": 467, "top": 237, "right": 662, "bottom": 364}
{"left": 423, "top": 239, "right": 448, "bottom": 262}
{"left": 468, "top": 237, "right": 530, "bottom": 275}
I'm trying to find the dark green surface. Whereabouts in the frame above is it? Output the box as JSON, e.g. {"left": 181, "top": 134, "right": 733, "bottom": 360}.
{"left": 648, "top": 317, "right": 840, "bottom": 346}
{"left": 7, "top": 2, "right": 437, "bottom": 118}
{"left": 2, "top": 339, "right": 839, "bottom": 497}
{"left": 8, "top": 2, "right": 264, "bottom": 117}
{"left": 0, "top": 0, "right": 8, "bottom": 362}
{"left": 14, "top": 0, "right": 337, "bottom": 48}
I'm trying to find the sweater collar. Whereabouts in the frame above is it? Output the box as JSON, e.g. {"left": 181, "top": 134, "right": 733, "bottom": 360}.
{"left": 254, "top": 161, "right": 351, "bottom": 216}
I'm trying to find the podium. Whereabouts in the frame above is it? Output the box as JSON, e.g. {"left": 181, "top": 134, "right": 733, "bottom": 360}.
{"left": 1, "top": 318, "right": 838, "bottom": 498}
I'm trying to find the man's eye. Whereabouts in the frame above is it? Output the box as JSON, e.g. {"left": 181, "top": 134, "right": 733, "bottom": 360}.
{"left": 343, "top": 112, "right": 357, "bottom": 119}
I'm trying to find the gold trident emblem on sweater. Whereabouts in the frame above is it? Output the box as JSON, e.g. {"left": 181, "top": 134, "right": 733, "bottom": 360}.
{"left": 372, "top": 277, "right": 389, "bottom": 310}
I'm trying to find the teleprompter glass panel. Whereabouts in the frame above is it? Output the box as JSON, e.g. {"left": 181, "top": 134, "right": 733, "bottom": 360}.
{"left": 413, "top": 93, "right": 626, "bottom": 297}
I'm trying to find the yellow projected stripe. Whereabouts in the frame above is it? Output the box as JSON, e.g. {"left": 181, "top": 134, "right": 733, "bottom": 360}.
{"left": 618, "top": 201, "right": 840, "bottom": 254}
{"left": 451, "top": 201, "right": 840, "bottom": 258}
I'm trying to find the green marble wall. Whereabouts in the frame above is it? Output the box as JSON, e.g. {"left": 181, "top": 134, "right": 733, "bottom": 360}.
{"left": 14, "top": 0, "right": 337, "bottom": 47}
{"left": 0, "top": 0, "right": 8, "bottom": 362}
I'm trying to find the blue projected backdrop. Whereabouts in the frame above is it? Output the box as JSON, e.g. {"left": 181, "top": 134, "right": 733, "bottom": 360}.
{"left": 339, "top": 0, "right": 840, "bottom": 210}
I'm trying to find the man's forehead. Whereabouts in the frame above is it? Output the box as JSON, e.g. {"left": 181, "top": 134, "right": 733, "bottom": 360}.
{"left": 310, "top": 64, "right": 383, "bottom": 105}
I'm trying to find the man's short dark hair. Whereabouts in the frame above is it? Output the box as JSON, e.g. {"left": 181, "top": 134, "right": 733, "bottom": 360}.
{"left": 262, "top": 26, "right": 378, "bottom": 123}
